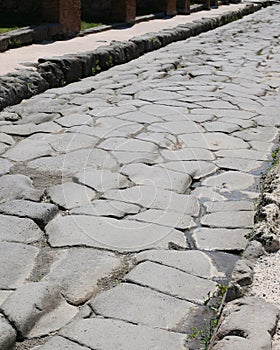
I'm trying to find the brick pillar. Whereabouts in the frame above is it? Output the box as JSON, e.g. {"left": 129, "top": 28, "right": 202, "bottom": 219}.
{"left": 177, "top": 0, "right": 190, "bottom": 14}
{"left": 156, "top": 0, "right": 177, "bottom": 16}
{"left": 166, "top": 0, "right": 177, "bottom": 15}
{"left": 41, "top": 0, "right": 81, "bottom": 35}
{"left": 111, "top": 0, "right": 136, "bottom": 25}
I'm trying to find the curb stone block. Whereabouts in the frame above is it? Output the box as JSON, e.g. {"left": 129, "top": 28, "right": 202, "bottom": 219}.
{"left": 37, "top": 62, "right": 64, "bottom": 88}
{"left": 0, "top": 36, "right": 9, "bottom": 53}
{"left": 211, "top": 297, "right": 279, "bottom": 350}
{"left": 8, "top": 29, "right": 34, "bottom": 48}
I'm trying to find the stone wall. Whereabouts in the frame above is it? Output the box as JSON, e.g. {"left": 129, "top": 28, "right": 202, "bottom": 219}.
{"left": 0, "top": 0, "right": 39, "bottom": 14}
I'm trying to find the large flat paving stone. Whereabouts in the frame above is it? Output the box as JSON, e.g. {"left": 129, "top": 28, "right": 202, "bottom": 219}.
{"left": 0, "top": 214, "right": 43, "bottom": 243}
{"left": 116, "top": 110, "right": 161, "bottom": 123}
{"left": 55, "top": 114, "right": 94, "bottom": 127}
{"left": 98, "top": 137, "right": 158, "bottom": 153}
{"left": 125, "top": 261, "right": 217, "bottom": 304}
{"left": 201, "top": 211, "right": 254, "bottom": 228}
{"left": 0, "top": 122, "right": 61, "bottom": 136}
{"left": 135, "top": 250, "right": 225, "bottom": 279}
{"left": 179, "top": 132, "right": 249, "bottom": 150}
{"left": 215, "top": 149, "right": 269, "bottom": 161}
{"left": 136, "top": 89, "right": 184, "bottom": 102}
{"left": 70, "top": 199, "right": 140, "bottom": 217}
{"left": 233, "top": 127, "right": 278, "bottom": 142}
{"left": 161, "top": 148, "right": 215, "bottom": 161}
{"left": 136, "top": 131, "right": 177, "bottom": 149}
{"left": 0, "top": 314, "right": 16, "bottom": 350}
{"left": 0, "top": 174, "right": 42, "bottom": 203}
{"left": 215, "top": 157, "right": 264, "bottom": 172}
{"left": 48, "top": 182, "right": 96, "bottom": 210}
{"left": 59, "top": 318, "right": 187, "bottom": 350}
{"left": 192, "top": 228, "right": 249, "bottom": 251}
{"left": 158, "top": 161, "right": 217, "bottom": 179}
{"left": 30, "top": 132, "right": 98, "bottom": 153}
{"left": 3, "top": 139, "right": 53, "bottom": 161}
{"left": 74, "top": 169, "right": 130, "bottom": 192}
{"left": 127, "top": 208, "right": 196, "bottom": 230}
{"left": 148, "top": 120, "right": 204, "bottom": 134}
{"left": 1, "top": 282, "right": 77, "bottom": 338}
{"left": 121, "top": 163, "right": 192, "bottom": 193}
{"left": 46, "top": 215, "right": 188, "bottom": 252}
{"left": 202, "top": 121, "right": 240, "bottom": 133}
{"left": 31, "top": 336, "right": 90, "bottom": 350}
{"left": 0, "top": 242, "right": 39, "bottom": 289}
{"left": 104, "top": 185, "right": 200, "bottom": 216}
{"left": 204, "top": 200, "right": 254, "bottom": 212}
{"left": 0, "top": 200, "right": 58, "bottom": 227}
{"left": 91, "top": 283, "right": 200, "bottom": 330}
{"left": 43, "top": 248, "right": 122, "bottom": 305}
{"left": 111, "top": 150, "right": 162, "bottom": 165}
{"left": 202, "top": 171, "right": 257, "bottom": 191}
{"left": 27, "top": 148, "right": 118, "bottom": 175}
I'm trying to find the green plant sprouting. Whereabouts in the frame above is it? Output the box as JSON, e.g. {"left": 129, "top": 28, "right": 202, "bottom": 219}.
{"left": 188, "top": 284, "right": 228, "bottom": 350}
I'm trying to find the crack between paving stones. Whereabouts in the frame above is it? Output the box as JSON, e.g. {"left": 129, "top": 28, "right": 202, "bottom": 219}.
{"left": 60, "top": 335, "right": 98, "bottom": 350}
{"left": 0, "top": 307, "right": 21, "bottom": 340}
{"left": 123, "top": 280, "right": 205, "bottom": 306}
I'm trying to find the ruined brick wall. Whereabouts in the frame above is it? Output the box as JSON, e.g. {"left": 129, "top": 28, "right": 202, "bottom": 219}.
{"left": 0, "top": 0, "right": 39, "bottom": 14}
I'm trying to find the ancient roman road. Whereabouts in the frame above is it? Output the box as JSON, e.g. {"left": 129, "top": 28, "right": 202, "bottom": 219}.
{"left": 0, "top": 5, "right": 279, "bottom": 350}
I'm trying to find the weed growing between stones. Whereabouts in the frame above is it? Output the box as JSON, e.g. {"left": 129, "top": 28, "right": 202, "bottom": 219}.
{"left": 188, "top": 284, "right": 228, "bottom": 350}
{"left": 271, "top": 147, "right": 280, "bottom": 167}
{"left": 91, "top": 60, "right": 101, "bottom": 75}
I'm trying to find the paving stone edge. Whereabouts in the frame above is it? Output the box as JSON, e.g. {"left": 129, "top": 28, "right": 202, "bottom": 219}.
{"left": 209, "top": 160, "right": 280, "bottom": 350}
{"left": 0, "top": 1, "right": 272, "bottom": 112}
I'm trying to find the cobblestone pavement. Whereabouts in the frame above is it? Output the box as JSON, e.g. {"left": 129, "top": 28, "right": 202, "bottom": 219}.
{"left": 0, "top": 5, "right": 279, "bottom": 350}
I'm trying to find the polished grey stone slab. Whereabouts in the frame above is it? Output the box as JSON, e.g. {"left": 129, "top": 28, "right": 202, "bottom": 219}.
{"left": 60, "top": 318, "right": 187, "bottom": 350}
{"left": 46, "top": 215, "right": 188, "bottom": 252}
{"left": 125, "top": 261, "right": 217, "bottom": 304}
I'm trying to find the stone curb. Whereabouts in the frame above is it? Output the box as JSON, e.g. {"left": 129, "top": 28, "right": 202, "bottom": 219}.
{"left": 0, "top": 23, "right": 63, "bottom": 53}
{"left": 209, "top": 160, "right": 280, "bottom": 350}
{"left": 0, "top": 1, "right": 272, "bottom": 112}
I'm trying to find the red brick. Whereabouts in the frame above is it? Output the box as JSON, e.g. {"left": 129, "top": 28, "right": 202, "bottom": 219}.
{"left": 41, "top": 0, "right": 81, "bottom": 35}
{"left": 111, "top": 0, "right": 136, "bottom": 24}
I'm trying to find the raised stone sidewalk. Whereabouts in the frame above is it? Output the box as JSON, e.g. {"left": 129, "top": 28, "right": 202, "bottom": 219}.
{"left": 0, "top": 3, "right": 279, "bottom": 350}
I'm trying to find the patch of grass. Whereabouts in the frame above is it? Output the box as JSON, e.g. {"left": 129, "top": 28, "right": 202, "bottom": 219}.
{"left": 0, "top": 27, "right": 19, "bottom": 34}
{"left": 81, "top": 21, "right": 103, "bottom": 30}
{"left": 271, "top": 147, "right": 280, "bottom": 167}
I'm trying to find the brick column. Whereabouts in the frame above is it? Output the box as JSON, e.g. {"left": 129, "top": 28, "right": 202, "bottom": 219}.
{"left": 111, "top": 0, "right": 136, "bottom": 25}
{"left": 41, "top": 0, "right": 81, "bottom": 35}
{"left": 155, "top": 0, "right": 177, "bottom": 16}
{"left": 166, "top": 0, "right": 177, "bottom": 16}
{"left": 177, "top": 0, "right": 190, "bottom": 14}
